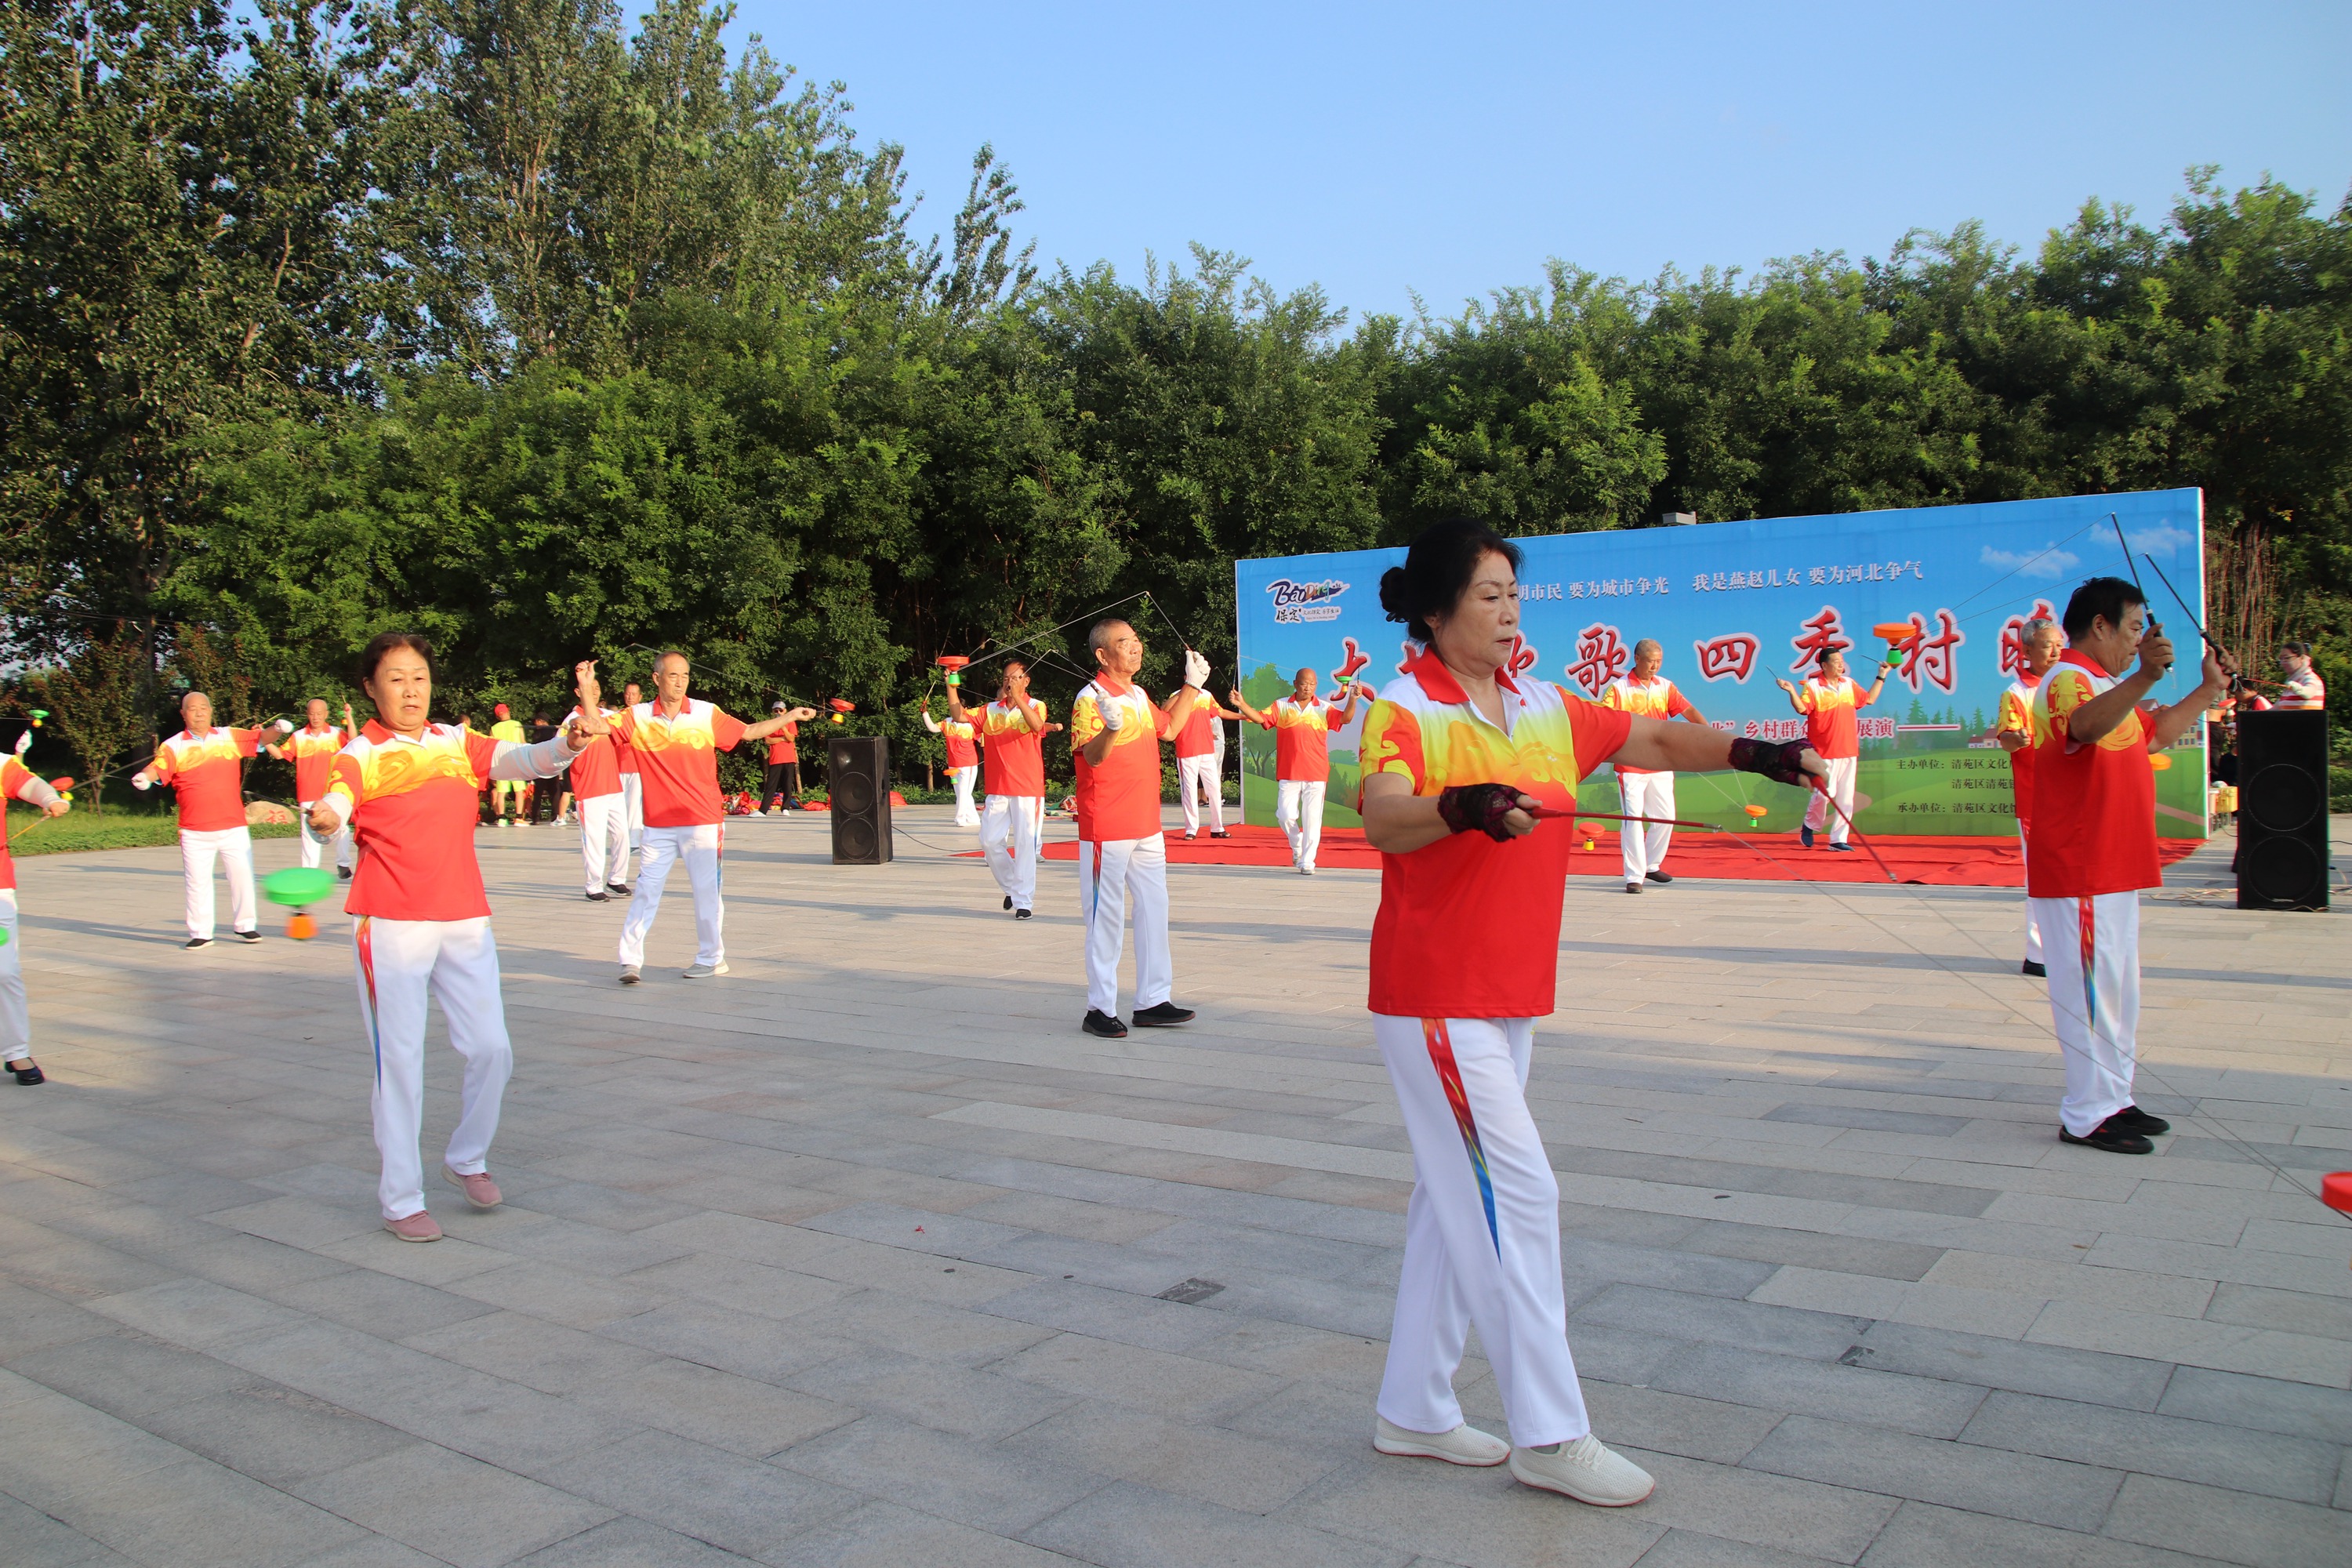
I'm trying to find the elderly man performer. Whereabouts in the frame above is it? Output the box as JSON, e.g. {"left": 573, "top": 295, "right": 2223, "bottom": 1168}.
{"left": 1071, "top": 622, "right": 1207, "bottom": 1037}
{"left": 612, "top": 652, "right": 798, "bottom": 983}
{"left": 132, "top": 691, "right": 274, "bottom": 948}
{"left": 270, "top": 699, "right": 357, "bottom": 877}
{"left": 1774, "top": 648, "right": 1886, "bottom": 850}
{"left": 1599, "top": 640, "right": 1707, "bottom": 894}
{"left": 1994, "top": 615, "right": 2063, "bottom": 975}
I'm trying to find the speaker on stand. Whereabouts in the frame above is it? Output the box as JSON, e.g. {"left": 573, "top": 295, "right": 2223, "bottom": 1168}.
{"left": 828, "top": 735, "right": 892, "bottom": 866}
{"left": 2235, "top": 709, "right": 2328, "bottom": 911}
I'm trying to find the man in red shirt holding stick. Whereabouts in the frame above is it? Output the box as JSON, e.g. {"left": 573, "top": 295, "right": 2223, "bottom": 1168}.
{"left": 1775, "top": 648, "right": 1886, "bottom": 851}
{"left": 1994, "top": 616, "right": 2063, "bottom": 975}
{"left": 272, "top": 699, "right": 355, "bottom": 879}
{"left": 133, "top": 691, "right": 274, "bottom": 949}
{"left": 950, "top": 660, "right": 1058, "bottom": 916}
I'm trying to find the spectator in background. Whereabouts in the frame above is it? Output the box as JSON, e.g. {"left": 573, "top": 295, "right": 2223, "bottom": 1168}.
{"left": 2276, "top": 642, "right": 2326, "bottom": 709}
{"left": 488, "top": 704, "right": 527, "bottom": 826}
{"left": 762, "top": 700, "right": 817, "bottom": 813}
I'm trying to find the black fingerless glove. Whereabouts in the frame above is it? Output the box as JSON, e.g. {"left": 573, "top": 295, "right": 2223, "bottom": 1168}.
{"left": 1728, "top": 736, "right": 1815, "bottom": 786}
{"left": 1436, "top": 782, "right": 1522, "bottom": 842}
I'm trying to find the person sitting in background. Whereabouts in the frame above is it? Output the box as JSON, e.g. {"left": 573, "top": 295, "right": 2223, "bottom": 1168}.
{"left": 2275, "top": 642, "right": 2326, "bottom": 709}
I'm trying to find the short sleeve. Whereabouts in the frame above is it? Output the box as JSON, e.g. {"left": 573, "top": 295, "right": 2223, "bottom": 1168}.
{"left": 1562, "top": 690, "right": 1635, "bottom": 782}
{"left": 1358, "top": 701, "right": 1427, "bottom": 793}
{"left": 1795, "top": 684, "right": 1818, "bottom": 713}
{"left": 1071, "top": 691, "right": 1105, "bottom": 747}
{"left": 612, "top": 709, "right": 640, "bottom": 743}
{"left": 147, "top": 745, "right": 179, "bottom": 784}
{"left": 464, "top": 728, "right": 500, "bottom": 785}
{"left": 1666, "top": 686, "right": 1693, "bottom": 718}
{"left": 1, "top": 757, "right": 31, "bottom": 800}
{"left": 326, "top": 751, "right": 363, "bottom": 806}
{"left": 711, "top": 707, "right": 748, "bottom": 751}
{"left": 1851, "top": 679, "right": 1875, "bottom": 709}
{"left": 234, "top": 728, "right": 261, "bottom": 758}
{"left": 2044, "top": 669, "right": 2094, "bottom": 739}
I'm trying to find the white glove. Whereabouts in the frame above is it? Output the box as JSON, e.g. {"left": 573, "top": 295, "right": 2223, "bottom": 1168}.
{"left": 132, "top": 774, "right": 152, "bottom": 791}
{"left": 274, "top": 718, "right": 295, "bottom": 734}
{"left": 1098, "top": 691, "right": 1124, "bottom": 731}
{"left": 1183, "top": 649, "right": 1210, "bottom": 688}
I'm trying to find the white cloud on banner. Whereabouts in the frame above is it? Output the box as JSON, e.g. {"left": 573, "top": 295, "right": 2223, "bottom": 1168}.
{"left": 1980, "top": 543, "right": 2079, "bottom": 579}
{"left": 2132, "top": 523, "right": 2198, "bottom": 557}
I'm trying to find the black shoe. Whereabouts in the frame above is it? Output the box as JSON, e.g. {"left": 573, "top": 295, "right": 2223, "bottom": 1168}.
{"left": 2111, "top": 1104, "right": 2172, "bottom": 1137}
{"left": 2060, "top": 1115, "right": 2154, "bottom": 1155}
{"left": 183, "top": 937, "right": 213, "bottom": 950}
{"left": 1013, "top": 907, "right": 1033, "bottom": 920}
{"left": 234, "top": 928, "right": 262, "bottom": 943}
{"left": 1645, "top": 869, "right": 1673, "bottom": 884}
{"left": 1800, "top": 826, "right": 1815, "bottom": 848}
{"left": 9, "top": 1060, "right": 42, "bottom": 1086}
{"left": 1624, "top": 880, "right": 1642, "bottom": 894}
{"left": 1004, "top": 895, "right": 1013, "bottom": 910}
{"left": 1828, "top": 843, "right": 1856, "bottom": 853}
{"left": 337, "top": 866, "right": 354, "bottom": 880}
{"left": 1131, "top": 1001, "right": 1196, "bottom": 1027}
{"left": 607, "top": 883, "right": 632, "bottom": 896}
{"left": 1210, "top": 829, "right": 1230, "bottom": 839}
{"left": 585, "top": 891, "right": 608, "bottom": 902}
{"left": 1082, "top": 1009, "right": 1128, "bottom": 1038}
{"left": 2021, "top": 960, "right": 2047, "bottom": 978}
{"left": 1181, "top": 831, "right": 1196, "bottom": 840}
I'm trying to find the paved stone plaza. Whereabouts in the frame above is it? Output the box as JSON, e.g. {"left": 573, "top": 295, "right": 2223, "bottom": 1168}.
{"left": 2, "top": 807, "right": 2348, "bottom": 1567}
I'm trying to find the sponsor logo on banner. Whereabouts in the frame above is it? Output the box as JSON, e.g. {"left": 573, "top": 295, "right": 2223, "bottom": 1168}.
{"left": 1267, "top": 578, "right": 1348, "bottom": 623}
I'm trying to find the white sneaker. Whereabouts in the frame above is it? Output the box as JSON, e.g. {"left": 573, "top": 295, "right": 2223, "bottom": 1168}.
{"left": 1299, "top": 863, "right": 1316, "bottom": 876}
{"left": 1373, "top": 1414, "right": 1508, "bottom": 1467}
{"left": 1508, "top": 1435, "right": 1655, "bottom": 1506}
{"left": 682, "top": 961, "right": 730, "bottom": 979}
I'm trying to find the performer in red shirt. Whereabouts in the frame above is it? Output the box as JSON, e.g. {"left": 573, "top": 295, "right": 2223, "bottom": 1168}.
{"left": 760, "top": 701, "right": 816, "bottom": 813}
{"left": 1774, "top": 648, "right": 1886, "bottom": 850}
{"left": 270, "top": 699, "right": 354, "bottom": 878}
{"left": 1233, "top": 669, "right": 1360, "bottom": 874}
{"left": 1358, "top": 520, "right": 1823, "bottom": 1507}
{"left": 0, "top": 753, "right": 72, "bottom": 1085}
{"left": 615, "top": 681, "right": 644, "bottom": 851}
{"left": 1171, "top": 682, "right": 1243, "bottom": 840}
{"left": 563, "top": 693, "right": 632, "bottom": 899}
{"left": 923, "top": 703, "right": 983, "bottom": 826}
{"left": 1993, "top": 616, "right": 2063, "bottom": 975}
{"left": 133, "top": 691, "right": 272, "bottom": 948}
{"left": 610, "top": 652, "right": 796, "bottom": 983}
{"left": 950, "top": 661, "right": 1058, "bottom": 917}
{"left": 1070, "top": 623, "right": 1208, "bottom": 1036}
{"left": 312, "top": 636, "right": 604, "bottom": 1240}
{"left": 1600, "top": 641, "right": 1708, "bottom": 893}
{"left": 2028, "top": 577, "right": 2230, "bottom": 1154}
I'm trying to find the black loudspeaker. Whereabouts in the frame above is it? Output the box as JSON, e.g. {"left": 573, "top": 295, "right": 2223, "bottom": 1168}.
{"left": 828, "top": 735, "right": 892, "bottom": 865}
{"left": 2236, "top": 709, "right": 2328, "bottom": 911}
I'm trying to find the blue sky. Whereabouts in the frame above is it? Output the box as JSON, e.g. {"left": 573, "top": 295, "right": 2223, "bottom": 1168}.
{"left": 712, "top": 0, "right": 2350, "bottom": 324}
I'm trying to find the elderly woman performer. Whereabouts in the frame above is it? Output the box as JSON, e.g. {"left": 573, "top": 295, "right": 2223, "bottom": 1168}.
{"left": 310, "top": 634, "right": 610, "bottom": 1242}
{"left": 1356, "top": 520, "right": 1823, "bottom": 1508}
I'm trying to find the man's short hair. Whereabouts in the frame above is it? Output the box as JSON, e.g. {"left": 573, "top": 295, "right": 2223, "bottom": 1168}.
{"left": 2283, "top": 640, "right": 2312, "bottom": 658}
{"left": 180, "top": 689, "right": 208, "bottom": 707}
{"left": 1087, "top": 619, "right": 1132, "bottom": 662}
{"left": 2062, "top": 576, "right": 2145, "bottom": 640}
{"left": 654, "top": 649, "right": 690, "bottom": 671}
{"left": 1632, "top": 638, "right": 1662, "bottom": 659}
{"left": 1817, "top": 647, "right": 1845, "bottom": 665}
{"left": 2021, "top": 616, "right": 2059, "bottom": 641}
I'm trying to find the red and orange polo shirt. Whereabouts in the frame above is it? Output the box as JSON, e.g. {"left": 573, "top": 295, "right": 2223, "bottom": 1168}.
{"left": 563, "top": 708, "right": 622, "bottom": 800}
{"left": 612, "top": 700, "right": 747, "bottom": 827}
{"left": 1796, "top": 675, "right": 1871, "bottom": 760}
{"left": 970, "top": 699, "right": 1047, "bottom": 797}
{"left": 0, "top": 757, "right": 45, "bottom": 891}
{"left": 1172, "top": 697, "right": 1217, "bottom": 760}
{"left": 1997, "top": 671, "right": 2042, "bottom": 833}
{"left": 1599, "top": 674, "right": 1692, "bottom": 775}
{"left": 1257, "top": 696, "right": 1343, "bottom": 784}
{"left": 1071, "top": 677, "right": 1169, "bottom": 841}
{"left": 325, "top": 722, "right": 503, "bottom": 921}
{"left": 1358, "top": 647, "right": 1631, "bottom": 1020}
{"left": 942, "top": 716, "right": 978, "bottom": 771}
{"left": 283, "top": 724, "right": 349, "bottom": 804}
{"left": 2027, "top": 651, "right": 2160, "bottom": 898}
{"left": 148, "top": 727, "right": 261, "bottom": 832}
{"left": 766, "top": 719, "right": 799, "bottom": 768}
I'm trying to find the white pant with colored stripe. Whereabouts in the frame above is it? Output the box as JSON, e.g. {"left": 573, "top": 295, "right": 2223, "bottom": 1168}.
{"left": 619, "top": 823, "right": 724, "bottom": 968}
{"left": 1079, "top": 833, "right": 1171, "bottom": 1017}
{"left": 949, "top": 765, "right": 980, "bottom": 826}
{"left": 0, "top": 891, "right": 29, "bottom": 1063}
{"left": 1374, "top": 1014, "right": 1589, "bottom": 1449}
{"left": 2019, "top": 824, "right": 2042, "bottom": 966}
{"left": 180, "top": 826, "right": 257, "bottom": 940}
{"left": 1276, "top": 779, "right": 1327, "bottom": 870}
{"left": 1617, "top": 771, "right": 1675, "bottom": 880}
{"left": 979, "top": 794, "right": 1044, "bottom": 913}
{"left": 1802, "top": 756, "right": 1859, "bottom": 844}
{"left": 619, "top": 773, "right": 644, "bottom": 849}
{"left": 2031, "top": 891, "right": 2141, "bottom": 1136}
{"left": 1177, "top": 753, "right": 1225, "bottom": 834}
{"left": 354, "top": 916, "right": 512, "bottom": 1221}
{"left": 578, "top": 792, "right": 630, "bottom": 892}
{"left": 297, "top": 802, "right": 352, "bottom": 871}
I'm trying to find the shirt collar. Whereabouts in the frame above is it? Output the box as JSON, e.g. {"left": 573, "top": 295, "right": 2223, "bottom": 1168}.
{"left": 361, "top": 719, "right": 434, "bottom": 747}
{"left": 2057, "top": 648, "right": 2115, "bottom": 679}
{"left": 1400, "top": 643, "right": 1523, "bottom": 703}
{"left": 1093, "top": 671, "right": 1134, "bottom": 699}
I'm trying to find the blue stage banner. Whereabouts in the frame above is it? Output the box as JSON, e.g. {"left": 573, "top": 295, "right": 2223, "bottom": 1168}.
{"left": 1231, "top": 488, "right": 2208, "bottom": 838}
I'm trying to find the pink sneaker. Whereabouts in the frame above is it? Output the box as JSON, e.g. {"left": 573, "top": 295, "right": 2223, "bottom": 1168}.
{"left": 444, "top": 1167, "right": 502, "bottom": 1210}
{"left": 384, "top": 1211, "right": 442, "bottom": 1243}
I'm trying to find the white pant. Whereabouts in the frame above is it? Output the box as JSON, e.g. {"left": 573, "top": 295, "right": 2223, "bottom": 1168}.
{"left": 2020, "top": 824, "right": 2042, "bottom": 965}
{"left": 1276, "top": 779, "right": 1327, "bottom": 870}
{"left": 1079, "top": 834, "right": 1171, "bottom": 1016}
{"left": 0, "top": 890, "right": 28, "bottom": 1063}
{"left": 354, "top": 916, "right": 512, "bottom": 1221}
{"left": 619, "top": 823, "right": 724, "bottom": 967}
{"left": 619, "top": 773, "right": 644, "bottom": 849}
{"left": 297, "top": 803, "right": 352, "bottom": 871}
{"left": 950, "top": 766, "right": 980, "bottom": 826}
{"left": 2031, "top": 891, "right": 2141, "bottom": 1136}
{"left": 578, "top": 793, "right": 630, "bottom": 892}
{"left": 1374, "top": 1014, "right": 1588, "bottom": 1449}
{"left": 180, "top": 826, "right": 257, "bottom": 939}
{"left": 1178, "top": 753, "right": 1225, "bottom": 835}
{"left": 979, "top": 794, "right": 1044, "bottom": 912}
{"left": 1617, "top": 771, "right": 1675, "bottom": 880}
{"left": 1802, "top": 755, "right": 1859, "bottom": 843}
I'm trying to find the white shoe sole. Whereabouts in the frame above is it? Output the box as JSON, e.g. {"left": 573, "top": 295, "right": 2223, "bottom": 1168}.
{"left": 443, "top": 1168, "right": 499, "bottom": 1210}
{"left": 682, "top": 964, "right": 730, "bottom": 978}
{"left": 1373, "top": 1433, "right": 1507, "bottom": 1467}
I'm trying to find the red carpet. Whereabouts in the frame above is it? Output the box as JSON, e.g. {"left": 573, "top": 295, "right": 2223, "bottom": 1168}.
{"left": 1025, "top": 824, "right": 2201, "bottom": 887}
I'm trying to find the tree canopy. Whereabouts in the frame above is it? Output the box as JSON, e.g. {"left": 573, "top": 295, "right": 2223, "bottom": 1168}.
{"left": 5, "top": 1, "right": 2347, "bottom": 791}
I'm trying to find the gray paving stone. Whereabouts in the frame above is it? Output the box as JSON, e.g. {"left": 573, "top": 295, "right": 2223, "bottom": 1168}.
{"left": 768, "top": 1499, "right": 1080, "bottom": 1567}
{"left": 292, "top": 1442, "right": 616, "bottom": 1568}
{"left": 506, "top": 1515, "right": 761, "bottom": 1565}
{"left": 1582, "top": 1383, "right": 1786, "bottom": 1465}
{"left": 978, "top": 1277, "right": 1238, "bottom": 1353}
{"left": 1855, "top": 1500, "right": 2207, "bottom": 1568}
{"left": 1843, "top": 1320, "right": 2175, "bottom": 1410}
{"left": 575, "top": 1356, "right": 856, "bottom": 1457}
{"left": 1032, "top": 1478, "right": 1418, "bottom": 1568}
{"left": 2201, "top": 1282, "right": 2352, "bottom": 1341}
{"left": 2155, "top": 1365, "right": 2352, "bottom": 1445}
{"left": 1958, "top": 1389, "right": 2342, "bottom": 1504}
{"left": 1012, "top": 1400, "right": 1346, "bottom": 1515}
{"left": 775, "top": 1412, "right": 1109, "bottom": 1534}
{"left": 134, "top": 1385, "right": 416, "bottom": 1488}
{"left": 1763, "top": 1103, "right": 1969, "bottom": 1136}
{"left": 6, "top": 1330, "right": 265, "bottom": 1420}
{"left": 595, "top": 1300, "right": 858, "bottom": 1383}
{"left": 33, "top": 1452, "right": 369, "bottom": 1567}
{"left": 1616, "top": 1450, "right": 1901, "bottom": 1563}
{"left": 784, "top": 1344, "right": 1079, "bottom": 1439}
{"left": 996, "top": 1332, "right": 1286, "bottom": 1421}
{"left": 1630, "top": 1527, "right": 1844, "bottom": 1568}
{"left": 1575, "top": 1284, "right": 1873, "bottom": 1361}
{"left": 1676, "top": 1221, "right": 1944, "bottom": 1283}
{"left": 537, "top": 1429, "right": 866, "bottom": 1559}
{"left": 0, "top": 1490, "right": 133, "bottom": 1568}
{"left": 2099, "top": 1474, "right": 2352, "bottom": 1568}
{"left": 1646, "top": 1342, "right": 1987, "bottom": 1439}
{"left": 1276, "top": 1455, "right": 1662, "bottom": 1567}
{"left": 1743, "top": 1414, "right": 2122, "bottom": 1531}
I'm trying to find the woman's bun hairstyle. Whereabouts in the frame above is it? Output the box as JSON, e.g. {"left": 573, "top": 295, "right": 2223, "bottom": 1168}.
{"left": 1381, "top": 520, "right": 1523, "bottom": 644}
